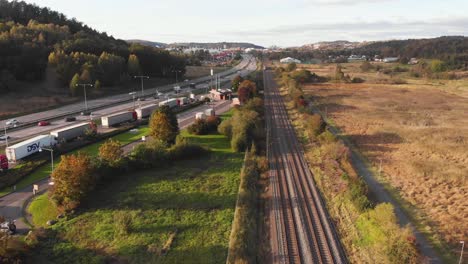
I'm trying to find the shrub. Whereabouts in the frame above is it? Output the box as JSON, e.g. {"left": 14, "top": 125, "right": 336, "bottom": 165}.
{"left": 218, "top": 118, "right": 233, "bottom": 138}
{"left": 187, "top": 119, "right": 208, "bottom": 135}
{"left": 168, "top": 140, "right": 210, "bottom": 160}
{"left": 129, "top": 140, "right": 168, "bottom": 169}
{"left": 305, "top": 114, "right": 326, "bottom": 138}
{"left": 360, "top": 61, "right": 374, "bottom": 72}
{"left": 205, "top": 116, "right": 222, "bottom": 132}
{"left": 98, "top": 138, "right": 123, "bottom": 167}
{"left": 318, "top": 130, "right": 336, "bottom": 143}
{"left": 351, "top": 77, "right": 365, "bottom": 83}
{"left": 114, "top": 211, "right": 132, "bottom": 236}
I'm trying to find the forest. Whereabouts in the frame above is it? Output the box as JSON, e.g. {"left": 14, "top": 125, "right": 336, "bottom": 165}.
{"left": 0, "top": 0, "right": 186, "bottom": 94}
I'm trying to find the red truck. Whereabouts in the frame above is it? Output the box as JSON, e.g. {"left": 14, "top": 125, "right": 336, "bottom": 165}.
{"left": 0, "top": 155, "right": 8, "bottom": 172}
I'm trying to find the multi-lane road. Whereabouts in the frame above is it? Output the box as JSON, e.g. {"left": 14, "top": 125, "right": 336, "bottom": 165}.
{"left": 0, "top": 55, "right": 257, "bottom": 147}
{"left": 264, "top": 70, "right": 347, "bottom": 264}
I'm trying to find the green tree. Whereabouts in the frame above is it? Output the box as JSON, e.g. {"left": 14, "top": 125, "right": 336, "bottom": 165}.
{"left": 94, "top": 79, "right": 101, "bottom": 90}
{"left": 80, "top": 69, "right": 91, "bottom": 83}
{"left": 99, "top": 138, "right": 123, "bottom": 167}
{"left": 50, "top": 152, "right": 97, "bottom": 210}
{"left": 231, "top": 75, "right": 244, "bottom": 92}
{"left": 149, "top": 106, "right": 179, "bottom": 145}
{"left": 127, "top": 54, "right": 141, "bottom": 76}
{"left": 69, "top": 73, "right": 80, "bottom": 96}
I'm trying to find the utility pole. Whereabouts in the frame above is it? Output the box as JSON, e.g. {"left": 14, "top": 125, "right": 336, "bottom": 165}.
{"left": 75, "top": 83, "right": 94, "bottom": 113}
{"left": 3, "top": 125, "right": 8, "bottom": 148}
{"left": 134, "top": 75, "right": 149, "bottom": 98}
{"left": 172, "top": 70, "right": 182, "bottom": 84}
{"left": 129, "top": 92, "right": 137, "bottom": 109}
{"left": 460, "top": 241, "right": 465, "bottom": 264}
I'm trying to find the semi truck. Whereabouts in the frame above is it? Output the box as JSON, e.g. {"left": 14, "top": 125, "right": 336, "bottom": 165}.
{"left": 50, "top": 123, "right": 91, "bottom": 142}
{"left": 159, "top": 98, "right": 178, "bottom": 108}
{"left": 5, "top": 135, "right": 56, "bottom": 162}
{"left": 0, "top": 154, "right": 8, "bottom": 172}
{"left": 177, "top": 97, "right": 189, "bottom": 106}
{"left": 101, "top": 111, "right": 136, "bottom": 128}
{"left": 136, "top": 104, "right": 158, "bottom": 120}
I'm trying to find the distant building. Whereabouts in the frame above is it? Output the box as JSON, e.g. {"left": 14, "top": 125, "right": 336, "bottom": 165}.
{"left": 210, "top": 88, "right": 232, "bottom": 100}
{"left": 408, "top": 58, "right": 419, "bottom": 65}
{"left": 348, "top": 55, "right": 367, "bottom": 61}
{"left": 383, "top": 57, "right": 399, "bottom": 63}
{"left": 280, "top": 57, "right": 301, "bottom": 64}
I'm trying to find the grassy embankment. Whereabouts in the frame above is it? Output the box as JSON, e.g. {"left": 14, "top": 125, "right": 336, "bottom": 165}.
{"left": 27, "top": 110, "right": 244, "bottom": 263}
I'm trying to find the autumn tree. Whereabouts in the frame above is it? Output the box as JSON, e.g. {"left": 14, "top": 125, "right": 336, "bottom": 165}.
{"left": 127, "top": 54, "right": 141, "bottom": 76}
{"left": 149, "top": 106, "right": 179, "bottom": 145}
{"left": 80, "top": 68, "right": 91, "bottom": 83}
{"left": 69, "top": 73, "right": 80, "bottom": 96}
{"left": 231, "top": 75, "right": 244, "bottom": 92}
{"left": 50, "top": 152, "right": 97, "bottom": 210}
{"left": 237, "top": 80, "right": 257, "bottom": 104}
{"left": 99, "top": 138, "right": 123, "bottom": 167}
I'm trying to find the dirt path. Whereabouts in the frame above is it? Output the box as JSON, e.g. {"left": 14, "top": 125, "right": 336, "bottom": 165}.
{"left": 311, "top": 105, "right": 442, "bottom": 264}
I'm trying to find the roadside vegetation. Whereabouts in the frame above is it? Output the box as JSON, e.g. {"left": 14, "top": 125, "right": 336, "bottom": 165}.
{"left": 275, "top": 65, "right": 420, "bottom": 263}
{"left": 23, "top": 108, "right": 244, "bottom": 263}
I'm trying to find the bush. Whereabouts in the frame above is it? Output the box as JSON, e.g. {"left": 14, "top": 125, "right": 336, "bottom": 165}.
{"left": 218, "top": 118, "right": 233, "bottom": 138}
{"left": 114, "top": 211, "right": 132, "bottom": 236}
{"left": 351, "top": 77, "right": 365, "bottom": 83}
{"left": 305, "top": 114, "right": 326, "bottom": 138}
{"left": 187, "top": 119, "right": 208, "bottom": 135}
{"left": 129, "top": 140, "right": 168, "bottom": 169}
{"left": 168, "top": 139, "right": 210, "bottom": 160}
{"left": 318, "top": 130, "right": 336, "bottom": 143}
{"left": 360, "top": 61, "right": 374, "bottom": 72}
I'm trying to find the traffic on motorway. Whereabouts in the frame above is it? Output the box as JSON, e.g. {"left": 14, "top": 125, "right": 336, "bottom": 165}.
{"left": 0, "top": 55, "right": 257, "bottom": 148}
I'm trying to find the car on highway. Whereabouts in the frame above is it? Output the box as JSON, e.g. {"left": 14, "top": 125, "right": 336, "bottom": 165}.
{"left": 65, "top": 116, "right": 76, "bottom": 122}
{"left": 5, "top": 119, "right": 19, "bottom": 127}
{"left": 37, "top": 121, "right": 50, "bottom": 126}
{"left": 81, "top": 110, "right": 91, "bottom": 116}
{"left": 0, "top": 135, "right": 10, "bottom": 141}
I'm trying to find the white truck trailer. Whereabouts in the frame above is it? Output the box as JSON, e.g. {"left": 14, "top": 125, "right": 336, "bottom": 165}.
{"left": 205, "top": 108, "right": 215, "bottom": 117}
{"left": 159, "top": 98, "right": 178, "bottom": 108}
{"left": 101, "top": 111, "right": 136, "bottom": 128}
{"left": 195, "top": 112, "right": 206, "bottom": 120}
{"left": 136, "top": 104, "right": 158, "bottom": 120}
{"left": 50, "top": 123, "right": 91, "bottom": 142}
{"left": 5, "top": 135, "right": 56, "bottom": 162}
{"left": 178, "top": 97, "right": 189, "bottom": 106}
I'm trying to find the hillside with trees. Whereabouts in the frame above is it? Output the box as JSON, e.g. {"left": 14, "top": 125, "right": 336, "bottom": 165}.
{"left": 0, "top": 0, "right": 186, "bottom": 95}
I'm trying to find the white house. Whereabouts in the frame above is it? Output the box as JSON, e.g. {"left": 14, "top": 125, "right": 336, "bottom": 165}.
{"left": 280, "top": 57, "right": 301, "bottom": 64}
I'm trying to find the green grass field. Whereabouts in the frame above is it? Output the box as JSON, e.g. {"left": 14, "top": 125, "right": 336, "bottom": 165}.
{"left": 0, "top": 127, "right": 150, "bottom": 197}
{"left": 27, "top": 192, "right": 59, "bottom": 227}
{"left": 27, "top": 113, "right": 243, "bottom": 263}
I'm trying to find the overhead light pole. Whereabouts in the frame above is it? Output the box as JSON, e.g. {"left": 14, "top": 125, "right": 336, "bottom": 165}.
{"left": 460, "top": 241, "right": 465, "bottom": 264}
{"left": 172, "top": 70, "right": 182, "bottom": 84}
{"left": 39, "top": 147, "right": 54, "bottom": 185}
{"left": 3, "top": 124, "right": 8, "bottom": 148}
{"left": 129, "top": 92, "right": 137, "bottom": 109}
{"left": 134, "top": 75, "right": 149, "bottom": 99}
{"left": 76, "top": 83, "right": 94, "bottom": 113}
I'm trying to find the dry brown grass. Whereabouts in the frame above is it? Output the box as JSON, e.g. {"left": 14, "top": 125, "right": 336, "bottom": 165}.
{"left": 302, "top": 63, "right": 468, "bottom": 257}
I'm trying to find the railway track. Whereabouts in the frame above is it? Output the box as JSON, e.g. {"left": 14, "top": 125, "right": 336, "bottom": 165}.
{"left": 264, "top": 70, "right": 347, "bottom": 264}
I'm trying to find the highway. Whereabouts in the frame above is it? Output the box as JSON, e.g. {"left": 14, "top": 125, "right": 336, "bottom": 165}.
{"left": 0, "top": 55, "right": 257, "bottom": 147}
{"left": 264, "top": 70, "right": 347, "bottom": 264}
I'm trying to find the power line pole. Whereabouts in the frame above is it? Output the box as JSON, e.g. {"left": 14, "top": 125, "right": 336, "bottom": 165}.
{"left": 134, "top": 75, "right": 149, "bottom": 98}
{"left": 75, "top": 83, "right": 94, "bottom": 112}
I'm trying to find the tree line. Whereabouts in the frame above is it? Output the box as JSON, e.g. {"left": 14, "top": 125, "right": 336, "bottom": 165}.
{"left": 0, "top": 0, "right": 186, "bottom": 94}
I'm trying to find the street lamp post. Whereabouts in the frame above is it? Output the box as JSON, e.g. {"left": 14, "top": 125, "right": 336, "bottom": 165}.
{"left": 3, "top": 125, "right": 8, "bottom": 148}
{"left": 172, "top": 70, "right": 182, "bottom": 84}
{"left": 129, "top": 92, "right": 137, "bottom": 109}
{"left": 460, "top": 241, "right": 465, "bottom": 264}
{"left": 76, "top": 83, "right": 94, "bottom": 113}
{"left": 39, "top": 147, "right": 54, "bottom": 184}
{"left": 134, "top": 76, "right": 149, "bottom": 98}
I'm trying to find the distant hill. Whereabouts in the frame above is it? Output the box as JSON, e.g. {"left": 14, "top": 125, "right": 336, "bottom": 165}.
{"left": 168, "top": 42, "right": 264, "bottom": 50}
{"left": 301, "top": 40, "right": 367, "bottom": 50}
{"left": 126, "top": 39, "right": 167, "bottom": 48}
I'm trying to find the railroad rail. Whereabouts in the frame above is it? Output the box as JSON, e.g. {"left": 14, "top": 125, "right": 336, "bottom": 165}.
{"left": 264, "top": 70, "right": 347, "bottom": 264}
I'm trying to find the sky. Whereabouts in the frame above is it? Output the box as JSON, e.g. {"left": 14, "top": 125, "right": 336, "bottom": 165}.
{"left": 24, "top": 0, "right": 468, "bottom": 47}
